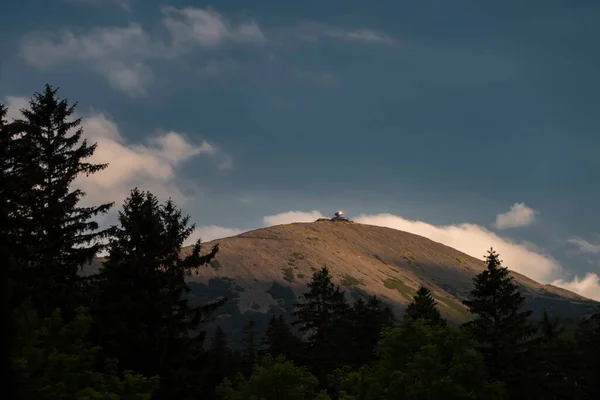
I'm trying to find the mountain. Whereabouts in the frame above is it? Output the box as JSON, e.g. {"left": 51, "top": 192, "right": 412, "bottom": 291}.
{"left": 86, "top": 220, "right": 599, "bottom": 347}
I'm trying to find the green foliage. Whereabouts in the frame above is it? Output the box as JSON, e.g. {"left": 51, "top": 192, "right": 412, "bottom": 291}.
{"left": 7, "top": 85, "right": 113, "bottom": 317}
{"left": 341, "top": 274, "right": 363, "bottom": 289}
{"left": 262, "top": 315, "right": 304, "bottom": 362}
{"left": 433, "top": 294, "right": 472, "bottom": 322}
{"left": 334, "top": 319, "right": 506, "bottom": 400}
{"left": 348, "top": 296, "right": 395, "bottom": 365}
{"left": 404, "top": 286, "right": 445, "bottom": 326}
{"left": 240, "top": 319, "right": 258, "bottom": 376}
{"left": 401, "top": 250, "right": 416, "bottom": 264}
{"left": 217, "top": 355, "right": 329, "bottom": 400}
{"left": 294, "top": 267, "right": 354, "bottom": 383}
{"left": 210, "top": 260, "right": 223, "bottom": 271}
{"left": 283, "top": 267, "right": 296, "bottom": 282}
{"left": 91, "top": 188, "right": 222, "bottom": 399}
{"left": 574, "top": 312, "right": 600, "bottom": 398}
{"left": 463, "top": 249, "right": 537, "bottom": 399}
{"left": 11, "top": 303, "right": 158, "bottom": 399}
{"left": 383, "top": 278, "right": 417, "bottom": 301}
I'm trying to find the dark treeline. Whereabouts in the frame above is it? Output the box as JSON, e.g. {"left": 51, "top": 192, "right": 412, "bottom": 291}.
{"left": 3, "top": 85, "right": 600, "bottom": 399}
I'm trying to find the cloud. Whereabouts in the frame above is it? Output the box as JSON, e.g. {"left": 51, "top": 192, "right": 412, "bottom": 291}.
{"left": 5, "top": 96, "right": 29, "bottom": 121}
{"left": 4, "top": 96, "right": 231, "bottom": 209}
{"left": 494, "top": 202, "right": 538, "bottom": 229}
{"left": 356, "top": 213, "right": 560, "bottom": 283}
{"left": 184, "top": 225, "right": 243, "bottom": 246}
{"left": 20, "top": 23, "right": 155, "bottom": 96}
{"left": 202, "top": 208, "right": 600, "bottom": 300}
{"left": 162, "top": 6, "right": 266, "bottom": 50}
{"left": 552, "top": 273, "right": 600, "bottom": 302}
{"left": 19, "top": 7, "right": 266, "bottom": 95}
{"left": 263, "top": 210, "right": 325, "bottom": 226}
{"left": 567, "top": 237, "right": 600, "bottom": 254}
{"left": 326, "top": 28, "right": 393, "bottom": 43}
{"left": 293, "top": 22, "right": 394, "bottom": 45}
{"left": 353, "top": 212, "right": 600, "bottom": 301}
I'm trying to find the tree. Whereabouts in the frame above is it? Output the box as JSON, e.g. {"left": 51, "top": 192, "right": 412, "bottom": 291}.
{"left": 91, "top": 188, "right": 220, "bottom": 399}
{"left": 11, "top": 303, "right": 158, "bottom": 399}
{"left": 350, "top": 296, "right": 395, "bottom": 365}
{"left": 8, "top": 85, "right": 113, "bottom": 317}
{"left": 200, "top": 326, "right": 238, "bottom": 398}
{"left": 574, "top": 312, "right": 600, "bottom": 398}
{"left": 536, "top": 310, "right": 577, "bottom": 399}
{"left": 334, "top": 319, "right": 506, "bottom": 400}
{"left": 216, "top": 355, "right": 330, "bottom": 400}
{"left": 262, "top": 315, "right": 304, "bottom": 362}
{"left": 293, "top": 267, "right": 353, "bottom": 383}
{"left": 463, "top": 248, "right": 536, "bottom": 399}
{"left": 404, "top": 286, "right": 445, "bottom": 325}
{"left": 240, "top": 319, "right": 258, "bottom": 376}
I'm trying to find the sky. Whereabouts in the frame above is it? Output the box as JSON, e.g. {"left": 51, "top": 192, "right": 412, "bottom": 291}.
{"left": 1, "top": 0, "right": 600, "bottom": 299}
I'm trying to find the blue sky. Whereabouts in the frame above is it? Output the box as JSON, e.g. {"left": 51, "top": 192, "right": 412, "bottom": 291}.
{"left": 2, "top": 0, "right": 599, "bottom": 298}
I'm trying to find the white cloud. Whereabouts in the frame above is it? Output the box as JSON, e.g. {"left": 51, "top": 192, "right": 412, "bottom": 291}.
{"left": 4, "top": 96, "right": 232, "bottom": 209}
{"left": 354, "top": 212, "right": 600, "bottom": 301}
{"left": 494, "top": 202, "right": 538, "bottom": 229}
{"left": 356, "top": 213, "right": 560, "bottom": 283}
{"left": 263, "top": 210, "right": 325, "bottom": 226}
{"left": 568, "top": 237, "right": 600, "bottom": 254}
{"left": 184, "top": 225, "right": 243, "bottom": 246}
{"left": 20, "top": 23, "right": 155, "bottom": 96}
{"left": 293, "top": 22, "right": 393, "bottom": 45}
{"left": 162, "top": 7, "right": 265, "bottom": 49}
{"left": 326, "top": 28, "right": 393, "bottom": 43}
{"left": 552, "top": 273, "right": 600, "bottom": 302}
{"left": 19, "top": 7, "right": 265, "bottom": 95}
{"left": 5, "top": 96, "right": 29, "bottom": 121}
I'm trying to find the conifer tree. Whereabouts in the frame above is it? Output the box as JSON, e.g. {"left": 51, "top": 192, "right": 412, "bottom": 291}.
{"left": 293, "top": 266, "right": 353, "bottom": 383}
{"left": 574, "top": 312, "right": 600, "bottom": 398}
{"left": 200, "top": 326, "right": 238, "bottom": 399}
{"left": 350, "top": 296, "right": 395, "bottom": 365}
{"left": 240, "top": 319, "right": 258, "bottom": 376}
{"left": 262, "top": 315, "right": 304, "bottom": 362}
{"left": 463, "top": 248, "right": 536, "bottom": 399}
{"left": 404, "top": 286, "right": 445, "bottom": 325}
{"left": 8, "top": 85, "right": 113, "bottom": 317}
{"left": 91, "top": 188, "right": 219, "bottom": 399}
{"left": 536, "top": 310, "right": 577, "bottom": 399}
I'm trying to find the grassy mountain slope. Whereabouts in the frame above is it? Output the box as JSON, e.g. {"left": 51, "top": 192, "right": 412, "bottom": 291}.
{"left": 87, "top": 221, "right": 599, "bottom": 346}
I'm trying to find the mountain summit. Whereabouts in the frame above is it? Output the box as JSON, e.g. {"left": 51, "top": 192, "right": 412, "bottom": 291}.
{"left": 179, "top": 221, "right": 597, "bottom": 345}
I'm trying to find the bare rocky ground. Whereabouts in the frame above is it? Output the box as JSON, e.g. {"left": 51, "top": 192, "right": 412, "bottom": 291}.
{"left": 86, "top": 221, "right": 599, "bottom": 346}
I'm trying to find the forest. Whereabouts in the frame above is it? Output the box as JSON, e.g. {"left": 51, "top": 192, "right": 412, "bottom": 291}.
{"left": 3, "top": 85, "right": 600, "bottom": 400}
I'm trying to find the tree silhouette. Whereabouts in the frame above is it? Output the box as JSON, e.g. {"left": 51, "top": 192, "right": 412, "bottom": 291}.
{"left": 404, "top": 286, "right": 445, "bottom": 326}
{"left": 463, "top": 248, "right": 536, "bottom": 399}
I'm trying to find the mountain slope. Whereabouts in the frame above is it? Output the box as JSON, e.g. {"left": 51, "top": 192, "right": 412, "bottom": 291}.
{"left": 86, "top": 221, "right": 598, "bottom": 346}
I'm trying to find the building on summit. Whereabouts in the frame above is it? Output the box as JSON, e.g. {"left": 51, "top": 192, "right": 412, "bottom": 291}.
{"left": 330, "top": 211, "right": 350, "bottom": 222}
{"left": 315, "top": 211, "right": 353, "bottom": 223}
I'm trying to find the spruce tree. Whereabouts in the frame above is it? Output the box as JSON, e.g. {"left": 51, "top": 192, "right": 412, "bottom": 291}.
{"left": 404, "top": 286, "right": 445, "bottom": 325}
{"left": 8, "top": 85, "right": 113, "bottom": 317}
{"left": 350, "top": 296, "right": 395, "bottom": 365}
{"left": 574, "top": 312, "right": 600, "bottom": 398}
{"left": 536, "top": 310, "right": 576, "bottom": 399}
{"left": 201, "top": 326, "right": 237, "bottom": 398}
{"left": 240, "top": 319, "right": 258, "bottom": 376}
{"left": 262, "top": 315, "right": 304, "bottom": 362}
{"left": 463, "top": 248, "right": 536, "bottom": 399}
{"left": 91, "top": 188, "right": 219, "bottom": 399}
{"left": 293, "top": 266, "right": 353, "bottom": 383}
